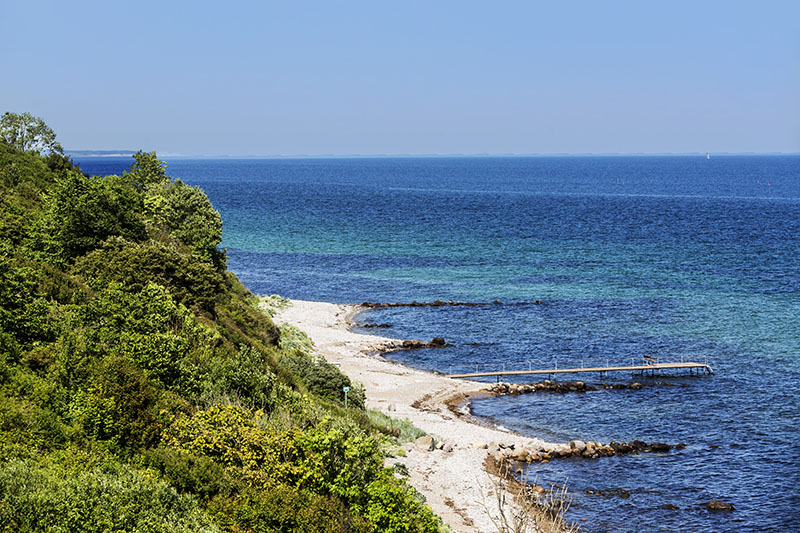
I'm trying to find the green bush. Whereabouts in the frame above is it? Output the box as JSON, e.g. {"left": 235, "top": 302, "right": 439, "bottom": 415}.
{"left": 207, "top": 485, "right": 371, "bottom": 533}
{"left": 364, "top": 475, "right": 441, "bottom": 533}
{"left": 201, "top": 345, "right": 277, "bottom": 410}
{"left": 72, "top": 237, "right": 225, "bottom": 313}
{"left": 144, "top": 447, "right": 238, "bottom": 501}
{"left": 280, "top": 349, "right": 365, "bottom": 410}
{"left": 69, "top": 356, "right": 165, "bottom": 452}
{"left": 143, "top": 179, "right": 225, "bottom": 268}
{"left": 31, "top": 171, "right": 146, "bottom": 264}
{"left": 0, "top": 460, "right": 218, "bottom": 532}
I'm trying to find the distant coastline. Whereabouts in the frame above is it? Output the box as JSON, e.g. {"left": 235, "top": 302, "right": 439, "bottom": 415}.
{"left": 66, "top": 150, "right": 138, "bottom": 157}
{"left": 69, "top": 150, "right": 800, "bottom": 160}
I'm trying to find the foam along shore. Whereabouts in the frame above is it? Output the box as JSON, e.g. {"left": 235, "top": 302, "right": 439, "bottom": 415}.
{"left": 273, "top": 299, "right": 562, "bottom": 533}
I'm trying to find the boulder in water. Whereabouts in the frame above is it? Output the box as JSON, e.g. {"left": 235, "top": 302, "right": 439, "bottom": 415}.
{"left": 706, "top": 500, "right": 735, "bottom": 512}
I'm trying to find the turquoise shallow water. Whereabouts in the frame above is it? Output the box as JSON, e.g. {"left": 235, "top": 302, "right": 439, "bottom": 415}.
{"left": 78, "top": 155, "right": 800, "bottom": 532}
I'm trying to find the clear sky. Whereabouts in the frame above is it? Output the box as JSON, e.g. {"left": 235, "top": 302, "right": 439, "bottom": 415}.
{"left": 2, "top": 0, "right": 798, "bottom": 155}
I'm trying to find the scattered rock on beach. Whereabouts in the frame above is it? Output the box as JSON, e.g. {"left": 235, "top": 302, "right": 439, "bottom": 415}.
{"left": 414, "top": 435, "right": 435, "bottom": 451}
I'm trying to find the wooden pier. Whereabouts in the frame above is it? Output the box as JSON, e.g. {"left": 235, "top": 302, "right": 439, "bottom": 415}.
{"left": 446, "top": 356, "right": 713, "bottom": 380}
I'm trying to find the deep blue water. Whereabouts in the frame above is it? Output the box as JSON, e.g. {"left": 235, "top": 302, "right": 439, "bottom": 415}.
{"left": 77, "top": 155, "right": 800, "bottom": 533}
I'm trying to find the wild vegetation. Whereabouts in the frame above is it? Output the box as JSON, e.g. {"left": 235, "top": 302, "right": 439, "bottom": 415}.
{"left": 0, "top": 113, "right": 444, "bottom": 532}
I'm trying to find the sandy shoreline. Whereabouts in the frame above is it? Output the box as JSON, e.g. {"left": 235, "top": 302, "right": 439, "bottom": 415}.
{"left": 274, "top": 299, "right": 562, "bottom": 533}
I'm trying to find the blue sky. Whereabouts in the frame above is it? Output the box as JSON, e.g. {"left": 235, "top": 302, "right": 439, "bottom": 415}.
{"left": 2, "top": 0, "right": 798, "bottom": 155}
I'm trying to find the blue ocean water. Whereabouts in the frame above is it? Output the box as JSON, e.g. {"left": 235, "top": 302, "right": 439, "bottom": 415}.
{"left": 77, "top": 155, "right": 799, "bottom": 532}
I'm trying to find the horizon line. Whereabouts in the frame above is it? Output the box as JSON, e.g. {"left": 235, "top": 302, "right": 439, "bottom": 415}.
{"left": 67, "top": 150, "right": 800, "bottom": 159}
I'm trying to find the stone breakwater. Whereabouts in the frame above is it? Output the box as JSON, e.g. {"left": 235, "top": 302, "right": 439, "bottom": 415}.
{"left": 488, "top": 380, "right": 683, "bottom": 395}
{"left": 486, "top": 438, "right": 684, "bottom": 466}
{"left": 378, "top": 337, "right": 450, "bottom": 352}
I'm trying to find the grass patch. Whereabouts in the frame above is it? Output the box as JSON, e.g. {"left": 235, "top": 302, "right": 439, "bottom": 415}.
{"left": 258, "top": 294, "right": 290, "bottom": 317}
{"left": 278, "top": 323, "right": 315, "bottom": 354}
{"left": 367, "top": 410, "right": 427, "bottom": 443}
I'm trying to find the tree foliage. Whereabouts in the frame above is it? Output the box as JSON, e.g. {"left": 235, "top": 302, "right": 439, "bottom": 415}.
{"left": 144, "top": 179, "right": 225, "bottom": 267}
{"left": 0, "top": 112, "right": 63, "bottom": 155}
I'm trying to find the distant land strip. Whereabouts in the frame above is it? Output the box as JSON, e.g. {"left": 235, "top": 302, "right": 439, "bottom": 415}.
{"left": 359, "top": 299, "right": 545, "bottom": 308}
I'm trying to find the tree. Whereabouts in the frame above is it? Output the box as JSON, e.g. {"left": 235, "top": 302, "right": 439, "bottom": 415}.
{"left": 126, "top": 150, "right": 168, "bottom": 189}
{"left": 144, "top": 179, "right": 224, "bottom": 266}
{"left": 34, "top": 171, "right": 146, "bottom": 263}
{"left": 0, "top": 112, "right": 63, "bottom": 155}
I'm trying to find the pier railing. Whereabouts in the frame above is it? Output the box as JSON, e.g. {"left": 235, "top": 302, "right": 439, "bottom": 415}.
{"left": 446, "top": 354, "right": 713, "bottom": 379}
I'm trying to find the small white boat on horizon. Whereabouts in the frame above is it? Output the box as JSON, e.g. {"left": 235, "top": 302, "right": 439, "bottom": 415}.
{"left": 706, "top": 152, "right": 711, "bottom": 159}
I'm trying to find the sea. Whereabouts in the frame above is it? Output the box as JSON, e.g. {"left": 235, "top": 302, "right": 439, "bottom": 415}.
{"left": 76, "top": 155, "right": 799, "bottom": 533}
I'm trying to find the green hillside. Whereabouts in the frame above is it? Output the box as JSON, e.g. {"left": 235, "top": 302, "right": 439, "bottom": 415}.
{"left": 0, "top": 114, "right": 443, "bottom": 532}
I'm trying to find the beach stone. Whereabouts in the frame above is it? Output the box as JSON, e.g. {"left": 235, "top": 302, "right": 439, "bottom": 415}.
{"left": 473, "top": 440, "right": 487, "bottom": 449}
{"left": 387, "top": 403, "right": 396, "bottom": 411}
{"left": 660, "top": 504, "right": 680, "bottom": 511}
{"left": 414, "top": 435, "right": 435, "bottom": 451}
{"left": 570, "top": 440, "right": 587, "bottom": 453}
{"left": 402, "top": 340, "right": 426, "bottom": 349}
{"left": 706, "top": 500, "right": 735, "bottom": 512}
{"left": 649, "top": 442, "right": 671, "bottom": 452}
{"left": 429, "top": 337, "right": 446, "bottom": 347}
{"left": 442, "top": 439, "right": 456, "bottom": 453}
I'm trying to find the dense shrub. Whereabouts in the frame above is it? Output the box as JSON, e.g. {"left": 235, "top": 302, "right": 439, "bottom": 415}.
{"left": 201, "top": 345, "right": 278, "bottom": 409}
{"left": 32, "top": 171, "right": 146, "bottom": 264}
{"left": 144, "top": 447, "right": 238, "bottom": 501}
{"left": 281, "top": 349, "right": 365, "bottom": 410}
{"left": 69, "top": 356, "right": 165, "bottom": 451}
{"left": 0, "top": 460, "right": 218, "bottom": 532}
{"left": 143, "top": 179, "right": 225, "bottom": 268}
{"left": 363, "top": 475, "right": 441, "bottom": 533}
{"left": 207, "top": 485, "right": 371, "bottom": 533}
{"left": 73, "top": 237, "right": 225, "bottom": 313}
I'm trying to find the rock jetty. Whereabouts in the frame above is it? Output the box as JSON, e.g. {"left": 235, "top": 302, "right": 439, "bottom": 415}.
{"left": 488, "top": 380, "right": 656, "bottom": 395}
{"left": 484, "top": 438, "right": 683, "bottom": 466}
